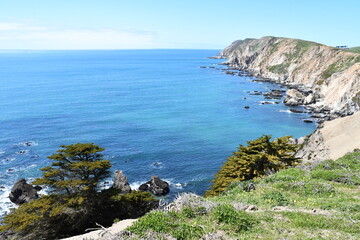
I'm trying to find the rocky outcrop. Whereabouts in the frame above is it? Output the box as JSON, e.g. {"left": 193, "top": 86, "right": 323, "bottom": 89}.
{"left": 9, "top": 179, "right": 40, "bottom": 205}
{"left": 139, "top": 176, "right": 170, "bottom": 196}
{"left": 218, "top": 36, "right": 360, "bottom": 116}
{"left": 112, "top": 170, "right": 131, "bottom": 193}
{"left": 284, "top": 89, "right": 306, "bottom": 106}
{"left": 297, "top": 111, "right": 360, "bottom": 162}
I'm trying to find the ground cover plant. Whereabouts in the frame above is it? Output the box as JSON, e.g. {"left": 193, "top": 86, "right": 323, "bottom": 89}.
{"left": 121, "top": 151, "right": 360, "bottom": 239}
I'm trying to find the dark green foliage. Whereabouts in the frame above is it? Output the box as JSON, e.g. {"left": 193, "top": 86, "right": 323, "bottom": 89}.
{"left": 211, "top": 204, "right": 256, "bottom": 232}
{"left": 1, "top": 144, "right": 158, "bottom": 240}
{"left": 102, "top": 191, "right": 159, "bottom": 222}
{"left": 262, "top": 191, "right": 290, "bottom": 206}
{"left": 0, "top": 195, "right": 90, "bottom": 239}
{"left": 206, "top": 135, "right": 299, "bottom": 197}
{"left": 32, "top": 143, "right": 111, "bottom": 196}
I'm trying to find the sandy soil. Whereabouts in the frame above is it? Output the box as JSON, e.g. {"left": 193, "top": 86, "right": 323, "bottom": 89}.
{"left": 321, "top": 111, "right": 360, "bottom": 159}
{"left": 61, "top": 219, "right": 137, "bottom": 240}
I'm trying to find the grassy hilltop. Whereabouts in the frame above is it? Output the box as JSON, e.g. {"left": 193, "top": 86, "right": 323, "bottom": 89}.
{"left": 120, "top": 152, "right": 360, "bottom": 239}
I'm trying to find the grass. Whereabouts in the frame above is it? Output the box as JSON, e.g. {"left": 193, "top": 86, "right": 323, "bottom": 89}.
{"left": 120, "top": 152, "right": 360, "bottom": 239}
{"left": 320, "top": 55, "right": 360, "bottom": 80}
{"left": 347, "top": 46, "right": 360, "bottom": 53}
{"left": 268, "top": 39, "right": 318, "bottom": 74}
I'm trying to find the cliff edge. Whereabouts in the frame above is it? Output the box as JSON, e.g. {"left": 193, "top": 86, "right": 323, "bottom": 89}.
{"left": 297, "top": 111, "right": 360, "bottom": 162}
{"left": 219, "top": 36, "right": 360, "bottom": 116}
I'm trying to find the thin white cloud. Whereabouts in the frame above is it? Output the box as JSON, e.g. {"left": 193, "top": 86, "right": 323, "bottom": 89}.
{"left": 0, "top": 22, "right": 47, "bottom": 31}
{"left": 0, "top": 22, "right": 157, "bottom": 49}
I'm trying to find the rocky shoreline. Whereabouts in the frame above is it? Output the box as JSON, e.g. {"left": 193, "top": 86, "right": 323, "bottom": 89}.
{"left": 201, "top": 63, "right": 327, "bottom": 125}
{"left": 214, "top": 36, "right": 360, "bottom": 118}
{"left": 206, "top": 36, "right": 360, "bottom": 162}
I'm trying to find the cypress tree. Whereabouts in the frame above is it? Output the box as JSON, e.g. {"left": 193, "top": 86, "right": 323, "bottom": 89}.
{"left": 205, "top": 135, "right": 299, "bottom": 197}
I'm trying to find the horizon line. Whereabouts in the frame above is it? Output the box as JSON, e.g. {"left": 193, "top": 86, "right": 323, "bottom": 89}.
{"left": 0, "top": 48, "right": 223, "bottom": 51}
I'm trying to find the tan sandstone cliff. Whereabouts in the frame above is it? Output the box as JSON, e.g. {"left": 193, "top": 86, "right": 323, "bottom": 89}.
{"left": 219, "top": 36, "right": 360, "bottom": 161}
{"left": 297, "top": 111, "right": 360, "bottom": 162}
{"left": 219, "top": 36, "right": 360, "bottom": 116}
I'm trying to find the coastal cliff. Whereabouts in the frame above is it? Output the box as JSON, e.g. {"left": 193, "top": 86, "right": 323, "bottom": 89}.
{"left": 219, "top": 36, "right": 360, "bottom": 116}
{"left": 297, "top": 111, "right": 360, "bottom": 162}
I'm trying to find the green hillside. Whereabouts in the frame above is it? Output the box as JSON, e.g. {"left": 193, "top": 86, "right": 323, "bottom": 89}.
{"left": 347, "top": 46, "right": 360, "bottom": 53}
{"left": 122, "top": 152, "right": 360, "bottom": 239}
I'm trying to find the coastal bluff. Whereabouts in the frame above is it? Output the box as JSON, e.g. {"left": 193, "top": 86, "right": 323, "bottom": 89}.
{"left": 218, "top": 36, "right": 360, "bottom": 161}
{"left": 218, "top": 36, "right": 360, "bottom": 117}
{"left": 297, "top": 111, "right": 360, "bottom": 162}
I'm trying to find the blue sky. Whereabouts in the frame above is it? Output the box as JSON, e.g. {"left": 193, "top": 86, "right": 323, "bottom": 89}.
{"left": 0, "top": 0, "right": 359, "bottom": 49}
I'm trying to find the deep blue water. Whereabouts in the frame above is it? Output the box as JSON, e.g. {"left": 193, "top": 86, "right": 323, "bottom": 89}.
{"left": 0, "top": 49, "right": 315, "bottom": 215}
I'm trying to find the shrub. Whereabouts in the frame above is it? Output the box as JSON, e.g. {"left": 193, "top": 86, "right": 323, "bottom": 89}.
{"left": 206, "top": 135, "right": 299, "bottom": 197}
{"left": 127, "top": 211, "right": 175, "bottom": 236}
{"left": 172, "top": 224, "right": 204, "bottom": 240}
{"left": 262, "top": 191, "right": 290, "bottom": 206}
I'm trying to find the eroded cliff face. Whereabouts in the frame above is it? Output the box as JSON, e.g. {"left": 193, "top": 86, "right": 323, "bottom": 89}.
{"left": 219, "top": 36, "right": 360, "bottom": 116}
{"left": 297, "top": 111, "right": 360, "bottom": 162}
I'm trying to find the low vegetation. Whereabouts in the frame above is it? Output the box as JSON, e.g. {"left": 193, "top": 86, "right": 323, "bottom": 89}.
{"left": 2, "top": 139, "right": 360, "bottom": 239}
{"left": 205, "top": 135, "right": 299, "bottom": 197}
{"left": 0, "top": 143, "right": 157, "bottom": 240}
{"left": 347, "top": 46, "right": 360, "bottom": 54}
{"left": 120, "top": 151, "right": 360, "bottom": 239}
{"left": 320, "top": 55, "right": 360, "bottom": 80}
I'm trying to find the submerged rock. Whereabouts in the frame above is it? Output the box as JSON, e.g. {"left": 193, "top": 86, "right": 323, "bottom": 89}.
{"left": 139, "top": 176, "right": 170, "bottom": 196}
{"left": 9, "top": 179, "right": 39, "bottom": 205}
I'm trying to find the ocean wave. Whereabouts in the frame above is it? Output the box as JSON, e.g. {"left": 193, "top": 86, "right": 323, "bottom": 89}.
{"left": 279, "top": 109, "right": 292, "bottom": 113}
{"left": 0, "top": 185, "right": 16, "bottom": 218}
{"left": 151, "top": 161, "right": 163, "bottom": 169}
{"left": 1, "top": 157, "right": 16, "bottom": 165}
{"left": 15, "top": 141, "right": 38, "bottom": 147}
{"left": 130, "top": 178, "right": 187, "bottom": 191}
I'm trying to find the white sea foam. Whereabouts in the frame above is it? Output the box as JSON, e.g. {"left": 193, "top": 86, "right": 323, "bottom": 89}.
{"left": 0, "top": 185, "right": 16, "bottom": 218}
{"left": 279, "top": 109, "right": 292, "bottom": 113}
{"left": 1, "top": 157, "right": 15, "bottom": 165}
{"left": 129, "top": 178, "right": 186, "bottom": 191}
{"left": 15, "top": 141, "right": 38, "bottom": 147}
{"left": 151, "top": 161, "right": 163, "bottom": 169}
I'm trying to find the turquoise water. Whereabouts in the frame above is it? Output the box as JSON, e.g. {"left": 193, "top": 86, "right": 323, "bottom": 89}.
{"left": 0, "top": 50, "right": 315, "bottom": 215}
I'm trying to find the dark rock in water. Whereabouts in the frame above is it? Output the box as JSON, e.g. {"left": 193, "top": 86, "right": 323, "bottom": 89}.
{"left": 112, "top": 170, "right": 131, "bottom": 193}
{"left": 9, "top": 179, "right": 39, "bottom": 205}
{"left": 33, "top": 185, "right": 42, "bottom": 191}
{"left": 303, "top": 119, "right": 313, "bottom": 123}
{"left": 289, "top": 109, "right": 304, "bottom": 113}
{"left": 139, "top": 183, "right": 149, "bottom": 191}
{"left": 261, "top": 101, "right": 274, "bottom": 105}
{"left": 225, "top": 70, "right": 236, "bottom": 75}
{"left": 244, "top": 106, "right": 250, "bottom": 109}
{"left": 139, "top": 176, "right": 170, "bottom": 196}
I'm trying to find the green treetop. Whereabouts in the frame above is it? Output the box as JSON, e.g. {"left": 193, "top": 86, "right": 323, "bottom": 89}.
{"left": 32, "top": 143, "right": 111, "bottom": 196}
{"left": 205, "top": 135, "right": 299, "bottom": 197}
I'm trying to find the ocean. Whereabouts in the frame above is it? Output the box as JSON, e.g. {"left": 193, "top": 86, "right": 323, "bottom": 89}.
{"left": 0, "top": 49, "right": 315, "bottom": 216}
